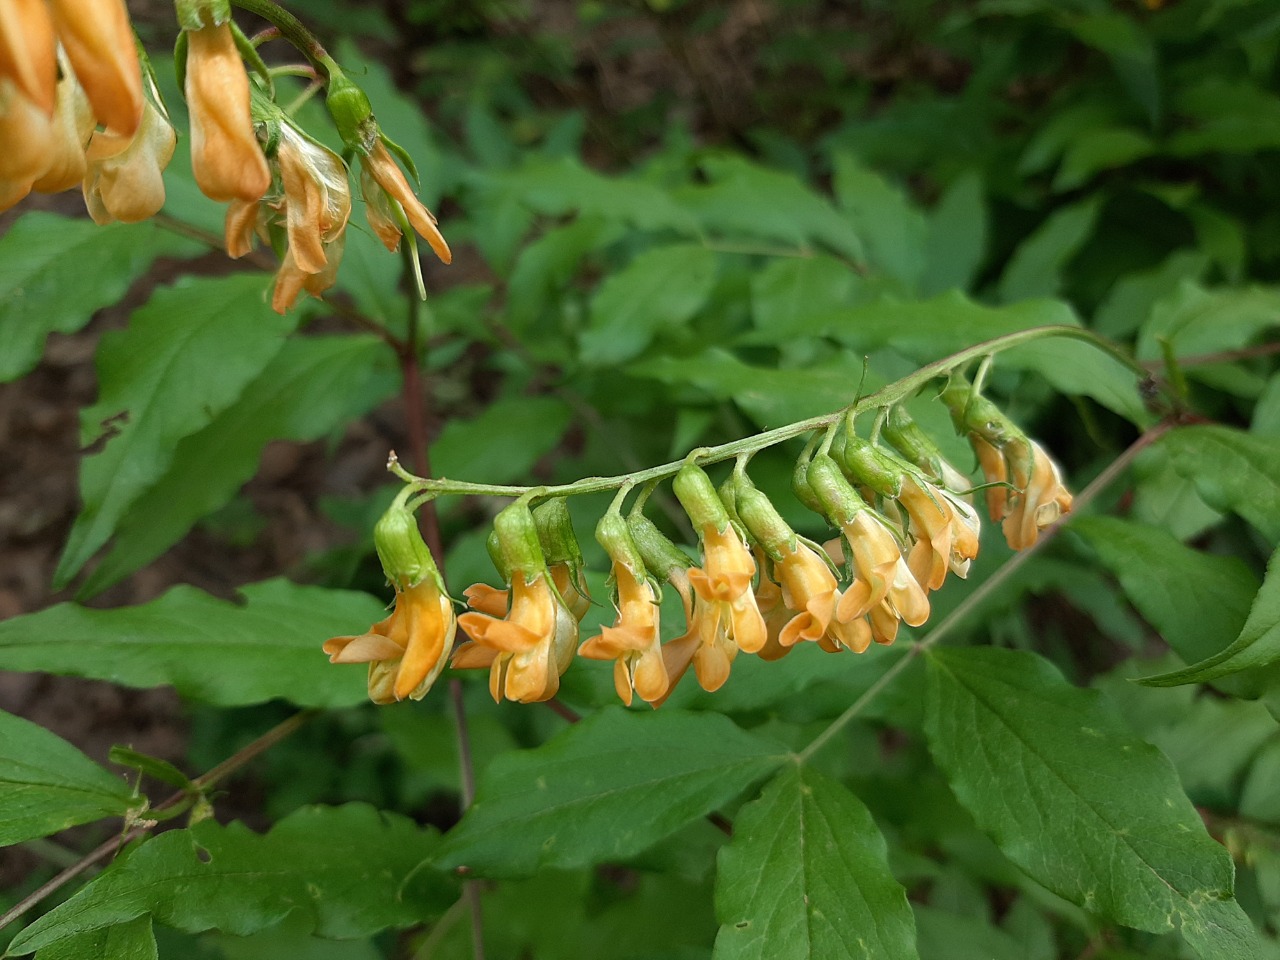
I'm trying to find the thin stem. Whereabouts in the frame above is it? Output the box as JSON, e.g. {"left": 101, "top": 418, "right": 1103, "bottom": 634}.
{"left": 0, "top": 711, "right": 315, "bottom": 934}
{"left": 394, "top": 325, "right": 1147, "bottom": 500}
{"left": 230, "top": 0, "right": 331, "bottom": 74}
{"left": 1141, "top": 340, "right": 1280, "bottom": 370}
{"left": 797, "top": 423, "right": 1172, "bottom": 763}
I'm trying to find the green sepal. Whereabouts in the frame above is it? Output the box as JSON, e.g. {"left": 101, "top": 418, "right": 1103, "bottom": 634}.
{"left": 806, "top": 455, "right": 868, "bottom": 527}
{"left": 491, "top": 501, "right": 549, "bottom": 582}
{"left": 324, "top": 64, "right": 377, "bottom": 155}
{"left": 939, "top": 374, "right": 1021, "bottom": 448}
{"left": 673, "top": 462, "right": 730, "bottom": 534}
{"left": 627, "top": 513, "right": 694, "bottom": 579}
{"left": 732, "top": 476, "right": 797, "bottom": 563}
{"left": 379, "top": 131, "right": 421, "bottom": 185}
{"left": 595, "top": 511, "right": 647, "bottom": 580}
{"left": 373, "top": 505, "right": 442, "bottom": 591}
{"left": 883, "top": 407, "right": 942, "bottom": 476}
{"left": 533, "top": 499, "right": 583, "bottom": 569}
{"left": 792, "top": 451, "right": 825, "bottom": 515}
{"left": 839, "top": 435, "right": 904, "bottom": 498}
{"left": 175, "top": 0, "right": 232, "bottom": 31}
{"left": 173, "top": 30, "right": 189, "bottom": 93}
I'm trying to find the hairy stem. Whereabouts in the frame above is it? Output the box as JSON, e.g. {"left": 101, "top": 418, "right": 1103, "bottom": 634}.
{"left": 392, "top": 325, "right": 1147, "bottom": 500}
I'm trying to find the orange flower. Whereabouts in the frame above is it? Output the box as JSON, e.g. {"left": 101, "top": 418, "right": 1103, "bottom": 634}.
{"left": 772, "top": 540, "right": 863, "bottom": 651}
{"left": 455, "top": 571, "right": 577, "bottom": 703}
{"left": 323, "top": 575, "right": 457, "bottom": 704}
{"left": 686, "top": 522, "right": 767, "bottom": 655}
{"left": 82, "top": 98, "right": 176, "bottom": 223}
{"left": 898, "top": 477, "right": 980, "bottom": 593}
{"left": 579, "top": 560, "right": 668, "bottom": 706}
{"left": 0, "top": 77, "right": 55, "bottom": 195}
{"left": 184, "top": 21, "right": 270, "bottom": 203}
{"left": 360, "top": 139, "right": 451, "bottom": 263}
{"left": 753, "top": 551, "right": 794, "bottom": 661}
{"left": 48, "top": 0, "right": 141, "bottom": 136}
{"left": 0, "top": 0, "right": 56, "bottom": 116}
{"left": 1002, "top": 439, "right": 1073, "bottom": 550}
{"left": 972, "top": 435, "right": 1010, "bottom": 521}
{"left": 658, "top": 566, "right": 738, "bottom": 698}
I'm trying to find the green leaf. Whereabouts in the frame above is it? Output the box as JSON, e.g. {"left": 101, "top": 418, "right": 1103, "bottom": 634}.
{"left": 831, "top": 153, "right": 927, "bottom": 291}
{"left": 914, "top": 907, "right": 1024, "bottom": 960}
{"left": 1161, "top": 425, "right": 1280, "bottom": 541}
{"left": 1137, "top": 281, "right": 1280, "bottom": 362}
{"left": 1132, "top": 546, "right": 1280, "bottom": 687}
{"left": 0, "top": 215, "right": 199, "bottom": 383}
{"left": 0, "top": 579, "right": 385, "bottom": 707}
{"left": 924, "top": 646, "right": 1258, "bottom": 956}
{"left": 1071, "top": 517, "right": 1261, "bottom": 690}
{"left": 80, "top": 335, "right": 396, "bottom": 596}
{"left": 431, "top": 395, "right": 572, "bottom": 483}
{"left": 55, "top": 275, "right": 297, "bottom": 588}
{"left": 8, "top": 804, "right": 455, "bottom": 955}
{"left": 581, "top": 244, "right": 719, "bottom": 365}
{"left": 0, "top": 709, "right": 135, "bottom": 847}
{"left": 750, "top": 255, "right": 859, "bottom": 340}
{"left": 921, "top": 172, "right": 987, "bottom": 296}
{"left": 506, "top": 218, "right": 623, "bottom": 329}
{"left": 679, "top": 155, "right": 864, "bottom": 263}
{"left": 433, "top": 707, "right": 787, "bottom": 878}
{"left": 997, "top": 198, "right": 1101, "bottom": 304}
{"left": 713, "top": 765, "right": 917, "bottom": 960}
{"left": 1052, "top": 128, "right": 1154, "bottom": 192}
{"left": 34, "top": 916, "right": 156, "bottom": 960}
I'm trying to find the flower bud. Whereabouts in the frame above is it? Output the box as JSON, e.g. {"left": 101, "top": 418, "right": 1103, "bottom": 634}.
{"left": 940, "top": 375, "right": 1020, "bottom": 448}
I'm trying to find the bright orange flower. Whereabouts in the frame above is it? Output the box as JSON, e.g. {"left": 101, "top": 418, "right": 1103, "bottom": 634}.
{"left": 48, "top": 0, "right": 141, "bottom": 136}
{"left": 753, "top": 552, "right": 794, "bottom": 662}
{"left": 1002, "top": 440, "right": 1073, "bottom": 550}
{"left": 898, "top": 477, "right": 980, "bottom": 593}
{"left": 323, "top": 575, "right": 457, "bottom": 704}
{"left": 185, "top": 21, "right": 270, "bottom": 203}
{"left": 772, "top": 540, "right": 866, "bottom": 651}
{"left": 0, "top": 76, "right": 54, "bottom": 192}
{"left": 686, "top": 522, "right": 767, "bottom": 654}
{"left": 972, "top": 435, "right": 1010, "bottom": 521}
{"left": 82, "top": 98, "right": 176, "bottom": 223}
{"left": 579, "top": 560, "right": 668, "bottom": 706}
{"left": 360, "top": 139, "right": 451, "bottom": 263}
{"left": 455, "top": 571, "right": 577, "bottom": 703}
{"left": 0, "top": 0, "right": 56, "bottom": 116}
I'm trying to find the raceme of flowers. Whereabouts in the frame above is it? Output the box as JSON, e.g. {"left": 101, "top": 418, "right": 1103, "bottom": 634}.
{"left": 325, "top": 378, "right": 1075, "bottom": 707}
{"left": 0, "top": 0, "right": 449, "bottom": 313}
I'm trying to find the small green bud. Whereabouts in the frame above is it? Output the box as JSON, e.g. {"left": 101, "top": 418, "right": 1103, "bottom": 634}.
{"left": 673, "top": 462, "right": 730, "bottom": 533}
{"left": 939, "top": 376, "right": 1020, "bottom": 447}
{"left": 807, "top": 455, "right": 868, "bottom": 527}
{"left": 792, "top": 455, "right": 825, "bottom": 515}
{"left": 374, "top": 506, "right": 440, "bottom": 590}
{"left": 491, "top": 500, "right": 547, "bottom": 582}
{"left": 840, "top": 436, "right": 903, "bottom": 498}
{"left": 627, "top": 513, "right": 693, "bottom": 579}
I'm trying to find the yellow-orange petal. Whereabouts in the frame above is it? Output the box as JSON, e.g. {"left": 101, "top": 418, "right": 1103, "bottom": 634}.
{"left": 0, "top": 0, "right": 56, "bottom": 115}
{"left": 363, "top": 140, "right": 451, "bottom": 264}
{"left": 49, "top": 0, "right": 142, "bottom": 136}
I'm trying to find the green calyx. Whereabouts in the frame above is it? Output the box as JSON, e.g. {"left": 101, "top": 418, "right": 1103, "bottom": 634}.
{"left": 373, "top": 506, "right": 442, "bottom": 591}
{"left": 840, "top": 435, "right": 904, "bottom": 499}
{"left": 324, "top": 64, "right": 377, "bottom": 155}
{"left": 732, "top": 475, "right": 796, "bottom": 562}
{"left": 595, "top": 510, "right": 647, "bottom": 580}
{"left": 175, "top": 0, "right": 232, "bottom": 31}
{"left": 940, "top": 375, "right": 1021, "bottom": 448}
{"left": 627, "top": 513, "right": 693, "bottom": 579}
{"left": 806, "top": 455, "right": 868, "bottom": 527}
{"left": 491, "top": 500, "right": 548, "bottom": 583}
{"left": 673, "top": 462, "right": 730, "bottom": 534}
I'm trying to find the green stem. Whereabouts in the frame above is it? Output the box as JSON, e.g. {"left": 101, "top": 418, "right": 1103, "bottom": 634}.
{"left": 229, "top": 0, "right": 332, "bottom": 76}
{"left": 393, "top": 325, "right": 1145, "bottom": 501}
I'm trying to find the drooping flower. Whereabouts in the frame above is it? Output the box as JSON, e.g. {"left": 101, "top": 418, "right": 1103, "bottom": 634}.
{"left": 659, "top": 565, "right": 738, "bottom": 695}
{"left": 1001, "top": 439, "right": 1073, "bottom": 550}
{"left": 897, "top": 476, "right": 980, "bottom": 592}
{"left": 82, "top": 96, "right": 176, "bottom": 223}
{"left": 0, "top": 77, "right": 55, "bottom": 202}
{"left": 453, "top": 500, "right": 578, "bottom": 703}
{"left": 184, "top": 20, "right": 270, "bottom": 203}
{"left": 48, "top": 0, "right": 141, "bottom": 136}
{"left": 577, "top": 511, "right": 668, "bottom": 706}
{"left": 322, "top": 504, "right": 456, "bottom": 703}
{"left": 360, "top": 139, "right": 451, "bottom": 264}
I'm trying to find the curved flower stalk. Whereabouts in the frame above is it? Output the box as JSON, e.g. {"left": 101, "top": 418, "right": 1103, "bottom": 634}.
{"left": 578, "top": 511, "right": 668, "bottom": 707}
{"left": 322, "top": 503, "right": 456, "bottom": 703}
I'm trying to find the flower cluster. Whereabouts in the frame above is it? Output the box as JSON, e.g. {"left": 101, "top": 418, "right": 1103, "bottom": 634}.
{"left": 1, "top": 1, "right": 449, "bottom": 313}
{"left": 326, "top": 379, "right": 1076, "bottom": 708}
